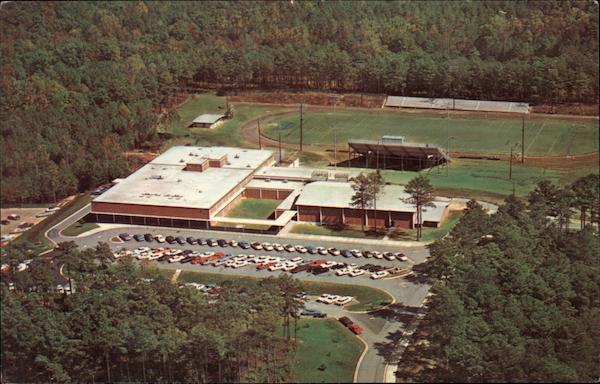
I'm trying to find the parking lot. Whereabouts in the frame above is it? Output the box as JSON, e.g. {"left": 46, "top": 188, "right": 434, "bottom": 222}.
{"left": 46, "top": 215, "right": 432, "bottom": 383}
{"left": 0, "top": 207, "right": 55, "bottom": 241}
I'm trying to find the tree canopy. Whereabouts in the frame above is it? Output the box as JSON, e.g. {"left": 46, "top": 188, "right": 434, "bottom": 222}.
{"left": 1, "top": 1, "right": 598, "bottom": 203}
{"left": 415, "top": 179, "right": 600, "bottom": 382}
{"left": 1, "top": 242, "right": 298, "bottom": 383}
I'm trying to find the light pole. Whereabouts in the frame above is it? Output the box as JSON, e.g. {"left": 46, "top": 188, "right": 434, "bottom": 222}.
{"left": 509, "top": 143, "right": 519, "bottom": 180}
{"left": 446, "top": 136, "right": 455, "bottom": 176}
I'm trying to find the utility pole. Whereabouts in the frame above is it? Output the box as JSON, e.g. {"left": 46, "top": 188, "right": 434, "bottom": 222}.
{"left": 257, "top": 119, "right": 262, "bottom": 149}
{"left": 509, "top": 145, "right": 513, "bottom": 180}
{"left": 333, "top": 126, "right": 337, "bottom": 168}
{"left": 521, "top": 115, "right": 525, "bottom": 163}
{"left": 278, "top": 133, "right": 282, "bottom": 164}
{"left": 299, "top": 103, "right": 303, "bottom": 152}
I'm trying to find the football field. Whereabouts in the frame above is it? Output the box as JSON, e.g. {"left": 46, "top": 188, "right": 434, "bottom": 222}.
{"left": 263, "top": 109, "right": 598, "bottom": 156}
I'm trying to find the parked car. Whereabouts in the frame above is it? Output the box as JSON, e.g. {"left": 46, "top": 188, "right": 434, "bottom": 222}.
{"left": 341, "top": 249, "right": 353, "bottom": 258}
{"left": 371, "top": 271, "right": 390, "bottom": 280}
{"left": 339, "top": 316, "right": 353, "bottom": 327}
{"left": 166, "top": 236, "right": 176, "bottom": 244}
{"left": 351, "top": 249, "right": 363, "bottom": 257}
{"left": 261, "top": 242, "right": 274, "bottom": 251}
{"left": 348, "top": 323, "right": 364, "bottom": 335}
{"left": 119, "top": 233, "right": 132, "bottom": 241}
{"left": 155, "top": 235, "right": 166, "bottom": 243}
{"left": 1, "top": 219, "right": 9, "bottom": 225}
{"left": 383, "top": 252, "right": 396, "bottom": 261}
{"left": 290, "top": 264, "right": 311, "bottom": 274}
{"left": 217, "top": 239, "right": 229, "bottom": 247}
{"left": 207, "top": 239, "right": 219, "bottom": 246}
{"left": 394, "top": 252, "right": 408, "bottom": 261}
{"left": 295, "top": 245, "right": 308, "bottom": 253}
{"left": 228, "top": 240, "right": 238, "bottom": 247}
{"left": 317, "top": 247, "right": 328, "bottom": 255}
{"left": 133, "top": 234, "right": 145, "bottom": 242}
{"left": 306, "top": 246, "right": 318, "bottom": 254}
{"left": 175, "top": 237, "right": 186, "bottom": 245}
{"left": 238, "top": 241, "right": 251, "bottom": 249}
{"left": 328, "top": 247, "right": 341, "bottom": 256}
{"left": 301, "top": 309, "right": 326, "bottom": 318}
{"left": 197, "top": 238, "right": 207, "bottom": 245}
{"left": 312, "top": 266, "right": 329, "bottom": 275}
{"left": 335, "top": 296, "right": 353, "bottom": 306}
{"left": 186, "top": 237, "right": 198, "bottom": 245}
{"left": 349, "top": 269, "right": 365, "bottom": 277}
{"left": 372, "top": 251, "right": 383, "bottom": 259}
{"left": 7, "top": 214, "right": 20, "bottom": 220}
{"left": 273, "top": 243, "right": 284, "bottom": 252}
{"left": 363, "top": 250, "right": 373, "bottom": 258}
{"left": 144, "top": 233, "right": 154, "bottom": 242}
{"left": 251, "top": 242, "right": 263, "bottom": 250}
{"left": 284, "top": 244, "right": 296, "bottom": 252}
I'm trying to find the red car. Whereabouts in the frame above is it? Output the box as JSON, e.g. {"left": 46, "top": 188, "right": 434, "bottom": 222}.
{"left": 257, "top": 262, "right": 273, "bottom": 270}
{"left": 348, "top": 323, "right": 363, "bottom": 335}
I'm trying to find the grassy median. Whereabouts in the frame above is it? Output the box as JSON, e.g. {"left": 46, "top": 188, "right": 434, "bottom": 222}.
{"left": 176, "top": 270, "right": 393, "bottom": 312}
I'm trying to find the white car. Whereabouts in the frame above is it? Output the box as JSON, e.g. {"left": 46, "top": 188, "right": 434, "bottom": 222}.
{"left": 328, "top": 248, "right": 340, "bottom": 256}
{"left": 351, "top": 249, "right": 363, "bottom": 257}
{"left": 383, "top": 252, "right": 396, "bottom": 261}
{"left": 224, "top": 260, "right": 236, "bottom": 267}
{"left": 336, "top": 268, "right": 351, "bottom": 276}
{"left": 262, "top": 243, "right": 274, "bottom": 251}
{"left": 232, "top": 260, "right": 248, "bottom": 268}
{"left": 235, "top": 254, "right": 249, "bottom": 260}
{"left": 155, "top": 235, "right": 166, "bottom": 243}
{"left": 317, "top": 294, "right": 334, "bottom": 304}
{"left": 322, "top": 261, "right": 338, "bottom": 268}
{"left": 290, "top": 257, "right": 303, "bottom": 263}
{"left": 168, "top": 255, "right": 185, "bottom": 263}
{"left": 317, "top": 247, "right": 328, "bottom": 255}
{"left": 282, "top": 264, "right": 296, "bottom": 272}
{"left": 349, "top": 269, "right": 365, "bottom": 277}
{"left": 267, "top": 256, "right": 281, "bottom": 263}
{"left": 394, "top": 252, "right": 408, "bottom": 261}
{"left": 251, "top": 242, "right": 263, "bottom": 250}
{"left": 295, "top": 245, "right": 308, "bottom": 253}
{"left": 228, "top": 240, "right": 238, "bottom": 247}
{"left": 284, "top": 244, "right": 296, "bottom": 252}
{"left": 273, "top": 243, "right": 285, "bottom": 252}
{"left": 335, "top": 296, "right": 353, "bottom": 305}
{"left": 372, "top": 251, "right": 383, "bottom": 259}
{"left": 371, "top": 271, "right": 390, "bottom": 280}
{"left": 268, "top": 263, "right": 285, "bottom": 271}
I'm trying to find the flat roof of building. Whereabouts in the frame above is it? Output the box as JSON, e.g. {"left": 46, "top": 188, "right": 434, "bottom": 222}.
{"left": 246, "top": 179, "right": 305, "bottom": 191}
{"left": 192, "top": 114, "right": 225, "bottom": 124}
{"left": 295, "top": 181, "right": 448, "bottom": 222}
{"left": 94, "top": 146, "right": 273, "bottom": 209}
{"left": 255, "top": 166, "right": 362, "bottom": 181}
{"left": 151, "top": 146, "right": 272, "bottom": 169}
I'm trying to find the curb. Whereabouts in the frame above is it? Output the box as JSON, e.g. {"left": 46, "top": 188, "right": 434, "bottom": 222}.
{"left": 353, "top": 335, "right": 370, "bottom": 383}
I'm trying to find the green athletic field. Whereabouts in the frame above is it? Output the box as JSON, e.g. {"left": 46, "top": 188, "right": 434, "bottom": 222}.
{"left": 263, "top": 109, "right": 598, "bottom": 156}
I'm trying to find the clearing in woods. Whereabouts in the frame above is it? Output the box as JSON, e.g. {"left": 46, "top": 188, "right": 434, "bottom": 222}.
{"left": 263, "top": 109, "right": 598, "bottom": 157}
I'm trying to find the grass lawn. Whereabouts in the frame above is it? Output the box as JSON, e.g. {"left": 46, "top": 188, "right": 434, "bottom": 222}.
{"left": 176, "top": 270, "right": 393, "bottom": 312}
{"left": 162, "top": 94, "right": 292, "bottom": 149}
{"left": 289, "top": 319, "right": 364, "bottom": 383}
{"left": 13, "top": 193, "right": 94, "bottom": 252}
{"left": 264, "top": 109, "right": 598, "bottom": 156}
{"left": 224, "top": 198, "right": 280, "bottom": 219}
{"left": 289, "top": 223, "right": 384, "bottom": 240}
{"left": 389, "top": 211, "right": 463, "bottom": 243}
{"left": 62, "top": 220, "right": 99, "bottom": 236}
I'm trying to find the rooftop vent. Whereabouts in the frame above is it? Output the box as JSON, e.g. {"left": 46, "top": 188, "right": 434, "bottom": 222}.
{"left": 246, "top": 164, "right": 251, "bottom": 167}
{"left": 197, "top": 190, "right": 203, "bottom": 193}
{"left": 180, "top": 159, "right": 185, "bottom": 163}
{"left": 177, "top": 179, "right": 182, "bottom": 182}
{"left": 265, "top": 178, "right": 271, "bottom": 182}
{"left": 234, "top": 154, "right": 240, "bottom": 158}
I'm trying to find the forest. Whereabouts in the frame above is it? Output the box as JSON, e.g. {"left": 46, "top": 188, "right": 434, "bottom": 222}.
{"left": 1, "top": 1, "right": 598, "bottom": 203}
{"left": 410, "top": 175, "right": 600, "bottom": 382}
{"left": 1, "top": 241, "right": 303, "bottom": 383}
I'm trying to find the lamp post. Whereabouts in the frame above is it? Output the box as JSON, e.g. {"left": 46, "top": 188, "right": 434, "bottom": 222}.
{"left": 509, "top": 143, "right": 519, "bottom": 180}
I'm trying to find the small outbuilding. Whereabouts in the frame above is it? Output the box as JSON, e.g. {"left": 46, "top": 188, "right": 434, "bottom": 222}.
{"left": 190, "top": 114, "right": 226, "bottom": 129}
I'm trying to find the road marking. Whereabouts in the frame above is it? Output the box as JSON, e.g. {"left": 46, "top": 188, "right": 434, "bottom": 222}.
{"left": 171, "top": 269, "right": 181, "bottom": 284}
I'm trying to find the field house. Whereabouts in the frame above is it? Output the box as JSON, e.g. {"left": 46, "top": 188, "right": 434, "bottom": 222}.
{"left": 90, "top": 146, "right": 450, "bottom": 232}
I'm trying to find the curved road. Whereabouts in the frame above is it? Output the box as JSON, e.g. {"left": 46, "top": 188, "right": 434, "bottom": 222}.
{"left": 47, "top": 204, "right": 432, "bottom": 383}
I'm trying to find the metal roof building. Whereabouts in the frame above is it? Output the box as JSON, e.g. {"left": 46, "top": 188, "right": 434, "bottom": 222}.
{"left": 384, "top": 96, "right": 529, "bottom": 114}
{"left": 190, "top": 114, "right": 226, "bottom": 128}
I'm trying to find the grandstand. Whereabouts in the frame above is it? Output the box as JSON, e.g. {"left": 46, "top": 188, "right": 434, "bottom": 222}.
{"left": 348, "top": 137, "right": 449, "bottom": 171}
{"left": 384, "top": 96, "right": 529, "bottom": 114}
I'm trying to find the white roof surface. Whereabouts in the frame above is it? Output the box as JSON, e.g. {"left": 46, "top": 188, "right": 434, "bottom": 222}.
{"left": 246, "top": 179, "right": 305, "bottom": 191}
{"left": 255, "top": 166, "right": 362, "bottom": 181}
{"left": 295, "top": 181, "right": 448, "bottom": 222}
{"left": 94, "top": 146, "right": 273, "bottom": 209}
{"left": 385, "top": 96, "right": 529, "bottom": 114}
{"left": 192, "top": 114, "right": 225, "bottom": 124}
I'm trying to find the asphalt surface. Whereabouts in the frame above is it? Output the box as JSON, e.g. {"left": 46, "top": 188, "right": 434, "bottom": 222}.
{"left": 47, "top": 205, "right": 432, "bottom": 383}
